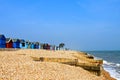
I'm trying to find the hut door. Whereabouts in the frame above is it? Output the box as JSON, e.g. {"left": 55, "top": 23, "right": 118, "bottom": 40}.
{"left": 22, "top": 43, "right": 25, "bottom": 47}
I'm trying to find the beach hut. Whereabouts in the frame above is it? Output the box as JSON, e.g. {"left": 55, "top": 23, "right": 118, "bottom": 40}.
{"left": 25, "top": 40, "right": 29, "bottom": 48}
{"left": 6, "top": 38, "right": 13, "bottom": 48}
{"left": 20, "top": 39, "right": 28, "bottom": 49}
{"left": 27, "top": 41, "right": 31, "bottom": 49}
{"left": 0, "top": 34, "right": 6, "bottom": 48}
{"left": 43, "top": 44, "right": 46, "bottom": 50}
{"left": 12, "top": 39, "right": 20, "bottom": 48}
{"left": 20, "top": 39, "right": 25, "bottom": 48}
{"left": 43, "top": 43, "right": 50, "bottom": 50}
{"left": 56, "top": 46, "right": 59, "bottom": 50}
{"left": 26, "top": 41, "right": 36, "bottom": 49}
{"left": 34, "top": 42, "right": 40, "bottom": 49}
{"left": 46, "top": 44, "right": 50, "bottom": 50}
{"left": 30, "top": 42, "right": 35, "bottom": 49}
{"left": 50, "top": 45, "right": 56, "bottom": 50}
{"left": 40, "top": 43, "right": 44, "bottom": 49}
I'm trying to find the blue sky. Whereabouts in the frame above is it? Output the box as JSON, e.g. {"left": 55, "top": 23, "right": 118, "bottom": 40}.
{"left": 0, "top": 0, "right": 120, "bottom": 50}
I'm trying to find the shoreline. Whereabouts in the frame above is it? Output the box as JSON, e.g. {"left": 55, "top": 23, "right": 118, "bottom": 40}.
{"left": 103, "top": 60, "right": 119, "bottom": 80}
{"left": 102, "top": 69, "right": 116, "bottom": 80}
{"left": 79, "top": 52, "right": 116, "bottom": 80}
{"left": 85, "top": 51, "right": 119, "bottom": 80}
{"left": 0, "top": 49, "right": 116, "bottom": 80}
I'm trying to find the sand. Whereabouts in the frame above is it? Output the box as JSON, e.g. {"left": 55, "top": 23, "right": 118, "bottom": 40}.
{"left": 0, "top": 49, "right": 116, "bottom": 80}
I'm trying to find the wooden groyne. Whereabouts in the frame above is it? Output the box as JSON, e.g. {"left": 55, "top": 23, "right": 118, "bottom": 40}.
{"left": 73, "top": 53, "right": 103, "bottom": 64}
{"left": 31, "top": 57, "right": 78, "bottom": 65}
{"left": 31, "top": 56, "right": 103, "bottom": 76}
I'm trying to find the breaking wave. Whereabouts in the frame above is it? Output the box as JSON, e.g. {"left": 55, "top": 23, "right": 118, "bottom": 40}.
{"left": 103, "top": 60, "right": 120, "bottom": 80}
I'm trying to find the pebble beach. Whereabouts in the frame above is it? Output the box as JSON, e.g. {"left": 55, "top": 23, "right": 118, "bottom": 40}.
{"left": 0, "top": 49, "right": 116, "bottom": 80}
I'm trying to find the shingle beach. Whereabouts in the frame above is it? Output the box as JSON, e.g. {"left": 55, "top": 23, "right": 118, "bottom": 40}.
{"left": 0, "top": 49, "right": 116, "bottom": 80}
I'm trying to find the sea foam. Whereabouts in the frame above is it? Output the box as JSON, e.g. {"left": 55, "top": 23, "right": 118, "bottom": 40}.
{"left": 103, "top": 60, "right": 120, "bottom": 80}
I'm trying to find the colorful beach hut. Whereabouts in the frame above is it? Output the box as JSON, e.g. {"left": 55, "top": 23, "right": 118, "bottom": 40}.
{"left": 12, "top": 39, "right": 20, "bottom": 48}
{"left": 27, "top": 41, "right": 31, "bottom": 49}
{"left": 20, "top": 39, "right": 28, "bottom": 49}
{"left": 50, "top": 45, "right": 56, "bottom": 50}
{"left": 6, "top": 38, "right": 13, "bottom": 48}
{"left": 30, "top": 42, "right": 35, "bottom": 49}
{"left": 43, "top": 43, "right": 50, "bottom": 50}
{"left": 40, "top": 43, "right": 44, "bottom": 49}
{"left": 34, "top": 42, "right": 40, "bottom": 49}
{"left": 43, "top": 44, "right": 46, "bottom": 49}
{"left": 0, "top": 34, "right": 6, "bottom": 48}
{"left": 56, "top": 46, "right": 60, "bottom": 50}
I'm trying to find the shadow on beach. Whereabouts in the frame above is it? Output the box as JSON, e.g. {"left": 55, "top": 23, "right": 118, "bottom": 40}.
{"left": 0, "top": 48, "right": 20, "bottom": 51}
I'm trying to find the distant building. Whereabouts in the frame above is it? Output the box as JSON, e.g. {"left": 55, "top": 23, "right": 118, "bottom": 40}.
{"left": 12, "top": 39, "right": 20, "bottom": 48}
{"left": 0, "top": 34, "right": 6, "bottom": 48}
{"left": 6, "top": 38, "right": 13, "bottom": 48}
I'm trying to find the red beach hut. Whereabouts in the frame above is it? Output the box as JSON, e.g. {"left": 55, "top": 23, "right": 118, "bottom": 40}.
{"left": 6, "top": 38, "right": 13, "bottom": 48}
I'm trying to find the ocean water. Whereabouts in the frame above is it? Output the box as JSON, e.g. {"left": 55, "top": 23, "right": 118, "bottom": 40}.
{"left": 84, "top": 51, "right": 120, "bottom": 80}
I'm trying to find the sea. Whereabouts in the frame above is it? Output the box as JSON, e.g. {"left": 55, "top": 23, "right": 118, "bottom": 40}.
{"left": 84, "top": 51, "right": 120, "bottom": 80}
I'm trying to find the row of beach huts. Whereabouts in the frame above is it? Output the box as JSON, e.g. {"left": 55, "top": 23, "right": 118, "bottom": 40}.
{"left": 0, "top": 34, "right": 57, "bottom": 50}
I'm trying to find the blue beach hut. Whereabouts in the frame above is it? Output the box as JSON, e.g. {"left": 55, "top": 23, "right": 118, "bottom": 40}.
{"left": 34, "top": 42, "right": 40, "bottom": 49}
{"left": 30, "top": 42, "right": 35, "bottom": 49}
{"left": 20, "top": 39, "right": 28, "bottom": 49}
{"left": 12, "top": 39, "right": 20, "bottom": 48}
{"left": 0, "top": 34, "right": 6, "bottom": 48}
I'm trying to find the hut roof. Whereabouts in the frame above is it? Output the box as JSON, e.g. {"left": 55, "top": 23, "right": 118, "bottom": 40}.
{"left": 26, "top": 40, "right": 30, "bottom": 43}
{"left": 35, "top": 42, "right": 40, "bottom": 45}
{"left": 6, "top": 38, "right": 12, "bottom": 43}
{"left": 0, "top": 34, "right": 5, "bottom": 38}
{"left": 19, "top": 39, "right": 25, "bottom": 43}
{"left": 12, "top": 39, "right": 20, "bottom": 42}
{"left": 50, "top": 45, "right": 55, "bottom": 47}
{"left": 26, "top": 41, "right": 32, "bottom": 44}
{"left": 31, "top": 42, "right": 35, "bottom": 44}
